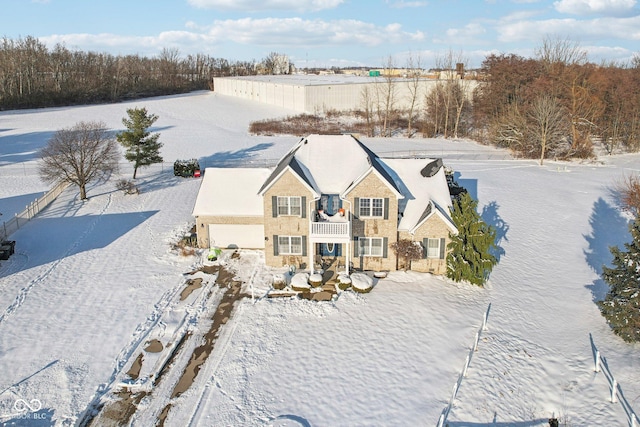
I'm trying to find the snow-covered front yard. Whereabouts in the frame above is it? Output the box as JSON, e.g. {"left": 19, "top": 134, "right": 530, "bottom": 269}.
{"left": 0, "top": 91, "right": 639, "bottom": 426}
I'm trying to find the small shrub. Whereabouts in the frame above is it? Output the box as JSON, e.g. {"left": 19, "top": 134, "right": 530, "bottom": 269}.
{"left": 616, "top": 173, "right": 640, "bottom": 215}
{"left": 172, "top": 234, "right": 197, "bottom": 257}
{"left": 116, "top": 179, "right": 139, "bottom": 195}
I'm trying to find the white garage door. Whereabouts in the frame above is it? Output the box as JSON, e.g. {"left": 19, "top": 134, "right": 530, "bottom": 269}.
{"left": 208, "top": 224, "right": 265, "bottom": 249}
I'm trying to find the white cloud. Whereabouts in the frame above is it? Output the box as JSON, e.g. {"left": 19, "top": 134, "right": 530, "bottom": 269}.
{"left": 496, "top": 15, "right": 640, "bottom": 42}
{"left": 40, "top": 32, "right": 213, "bottom": 56}
{"left": 386, "top": 0, "right": 429, "bottom": 8}
{"left": 434, "top": 23, "right": 487, "bottom": 45}
{"left": 187, "top": 0, "right": 344, "bottom": 12}
{"left": 553, "top": 0, "right": 638, "bottom": 16}
{"left": 39, "top": 17, "right": 425, "bottom": 58}
{"left": 203, "top": 17, "right": 425, "bottom": 46}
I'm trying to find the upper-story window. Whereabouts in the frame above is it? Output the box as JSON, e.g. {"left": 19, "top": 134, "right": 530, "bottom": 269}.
{"left": 359, "top": 197, "right": 384, "bottom": 218}
{"left": 277, "top": 196, "right": 302, "bottom": 216}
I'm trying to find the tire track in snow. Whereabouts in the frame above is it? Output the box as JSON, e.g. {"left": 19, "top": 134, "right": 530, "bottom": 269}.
{"left": 0, "top": 193, "right": 112, "bottom": 327}
{"left": 185, "top": 260, "right": 262, "bottom": 426}
{"left": 186, "top": 302, "right": 246, "bottom": 427}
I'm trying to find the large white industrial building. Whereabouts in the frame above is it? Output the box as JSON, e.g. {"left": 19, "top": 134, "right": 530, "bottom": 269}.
{"left": 212, "top": 74, "right": 467, "bottom": 114}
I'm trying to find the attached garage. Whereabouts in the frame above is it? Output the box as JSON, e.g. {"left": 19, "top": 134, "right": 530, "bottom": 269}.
{"left": 208, "top": 224, "right": 265, "bottom": 249}
{"left": 192, "top": 168, "right": 272, "bottom": 249}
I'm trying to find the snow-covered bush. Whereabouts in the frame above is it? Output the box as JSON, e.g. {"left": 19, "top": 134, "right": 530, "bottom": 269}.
{"left": 350, "top": 273, "right": 374, "bottom": 293}
{"left": 290, "top": 272, "right": 311, "bottom": 292}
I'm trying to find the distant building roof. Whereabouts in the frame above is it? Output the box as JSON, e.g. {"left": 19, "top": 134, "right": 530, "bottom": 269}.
{"left": 221, "top": 74, "right": 384, "bottom": 86}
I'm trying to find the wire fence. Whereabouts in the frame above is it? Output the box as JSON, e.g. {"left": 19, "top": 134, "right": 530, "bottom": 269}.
{"left": 437, "top": 302, "right": 491, "bottom": 427}
{"left": 590, "top": 333, "right": 639, "bottom": 427}
{"left": 0, "top": 181, "right": 69, "bottom": 241}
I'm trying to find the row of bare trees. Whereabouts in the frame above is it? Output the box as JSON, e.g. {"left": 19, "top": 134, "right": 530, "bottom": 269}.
{"left": 474, "top": 37, "right": 640, "bottom": 161}
{"left": 0, "top": 36, "right": 260, "bottom": 109}
{"left": 358, "top": 52, "right": 473, "bottom": 140}
{"left": 356, "top": 39, "right": 640, "bottom": 161}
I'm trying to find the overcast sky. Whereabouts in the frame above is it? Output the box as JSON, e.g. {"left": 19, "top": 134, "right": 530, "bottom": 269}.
{"left": 2, "top": 0, "right": 639, "bottom": 68}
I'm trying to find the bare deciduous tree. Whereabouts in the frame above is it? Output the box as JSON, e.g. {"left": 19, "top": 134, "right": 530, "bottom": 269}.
{"left": 378, "top": 55, "right": 397, "bottom": 137}
{"left": 359, "top": 85, "right": 376, "bottom": 137}
{"left": 492, "top": 105, "right": 527, "bottom": 152}
{"left": 405, "top": 53, "right": 422, "bottom": 138}
{"left": 528, "top": 95, "right": 567, "bottom": 165}
{"left": 426, "top": 49, "right": 469, "bottom": 138}
{"left": 262, "top": 52, "right": 290, "bottom": 75}
{"left": 535, "top": 35, "right": 587, "bottom": 67}
{"left": 39, "top": 121, "right": 120, "bottom": 199}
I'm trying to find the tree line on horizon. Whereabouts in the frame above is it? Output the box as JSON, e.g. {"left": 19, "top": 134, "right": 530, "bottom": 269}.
{"left": 0, "top": 36, "right": 265, "bottom": 110}
{"left": 2, "top": 35, "right": 640, "bottom": 158}
{"left": 475, "top": 38, "right": 640, "bottom": 160}
{"left": 365, "top": 39, "right": 640, "bottom": 160}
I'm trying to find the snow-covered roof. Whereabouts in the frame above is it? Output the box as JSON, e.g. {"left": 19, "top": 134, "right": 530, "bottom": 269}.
{"left": 192, "top": 168, "right": 272, "bottom": 217}
{"left": 382, "top": 158, "right": 456, "bottom": 233}
{"left": 259, "top": 134, "right": 401, "bottom": 197}
{"left": 219, "top": 74, "right": 377, "bottom": 86}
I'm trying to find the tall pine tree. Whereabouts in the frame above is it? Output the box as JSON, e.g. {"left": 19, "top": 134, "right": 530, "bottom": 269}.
{"left": 598, "top": 215, "right": 640, "bottom": 342}
{"left": 117, "top": 107, "right": 163, "bottom": 179}
{"left": 447, "top": 192, "right": 498, "bottom": 286}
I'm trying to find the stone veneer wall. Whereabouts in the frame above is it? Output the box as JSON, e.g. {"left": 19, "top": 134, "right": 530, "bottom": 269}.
{"left": 346, "top": 171, "right": 399, "bottom": 272}
{"left": 263, "top": 170, "right": 315, "bottom": 269}
{"left": 399, "top": 213, "right": 453, "bottom": 275}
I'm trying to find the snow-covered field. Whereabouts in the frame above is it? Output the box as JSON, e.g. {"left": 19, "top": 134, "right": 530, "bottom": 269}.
{"left": 0, "top": 91, "right": 639, "bottom": 426}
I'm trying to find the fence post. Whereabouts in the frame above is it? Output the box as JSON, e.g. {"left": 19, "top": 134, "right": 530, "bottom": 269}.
{"left": 594, "top": 350, "right": 600, "bottom": 372}
{"left": 462, "top": 355, "right": 470, "bottom": 377}
{"left": 611, "top": 379, "right": 617, "bottom": 403}
{"left": 482, "top": 303, "right": 491, "bottom": 331}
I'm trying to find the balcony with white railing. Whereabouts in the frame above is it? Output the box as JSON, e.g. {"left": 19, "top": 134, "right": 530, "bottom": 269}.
{"left": 310, "top": 218, "right": 351, "bottom": 243}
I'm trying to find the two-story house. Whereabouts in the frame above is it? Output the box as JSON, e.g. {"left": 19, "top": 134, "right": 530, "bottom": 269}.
{"left": 192, "top": 134, "right": 457, "bottom": 275}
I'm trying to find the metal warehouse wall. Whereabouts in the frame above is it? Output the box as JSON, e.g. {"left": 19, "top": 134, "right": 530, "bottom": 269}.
{"left": 213, "top": 77, "right": 306, "bottom": 111}
{"left": 213, "top": 77, "right": 474, "bottom": 114}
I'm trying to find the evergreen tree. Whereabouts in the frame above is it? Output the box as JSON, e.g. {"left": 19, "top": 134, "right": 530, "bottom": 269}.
{"left": 598, "top": 216, "right": 640, "bottom": 342}
{"left": 447, "top": 192, "right": 498, "bottom": 286}
{"left": 117, "top": 107, "right": 163, "bottom": 179}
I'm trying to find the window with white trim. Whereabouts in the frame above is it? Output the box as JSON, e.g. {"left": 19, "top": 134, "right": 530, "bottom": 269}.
{"left": 359, "top": 197, "right": 384, "bottom": 217}
{"left": 358, "top": 237, "right": 383, "bottom": 257}
{"left": 278, "top": 236, "right": 303, "bottom": 255}
{"left": 427, "top": 238, "right": 440, "bottom": 258}
{"left": 277, "top": 196, "right": 301, "bottom": 216}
